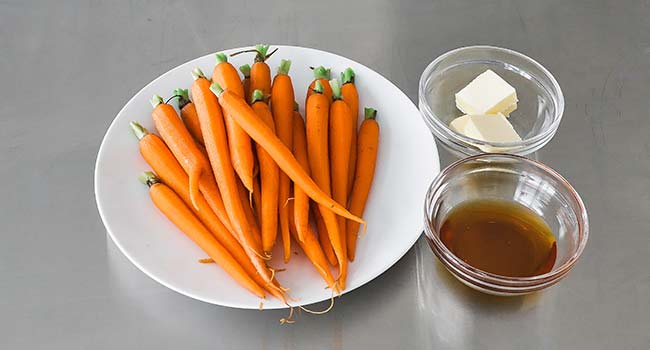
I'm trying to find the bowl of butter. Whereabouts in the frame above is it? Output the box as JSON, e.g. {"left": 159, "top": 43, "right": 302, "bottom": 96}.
{"left": 418, "top": 46, "right": 564, "bottom": 155}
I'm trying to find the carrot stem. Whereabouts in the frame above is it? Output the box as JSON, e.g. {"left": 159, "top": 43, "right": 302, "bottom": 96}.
{"left": 329, "top": 79, "right": 342, "bottom": 100}
{"left": 150, "top": 94, "right": 163, "bottom": 108}
{"left": 174, "top": 88, "right": 191, "bottom": 109}
{"left": 365, "top": 107, "right": 377, "bottom": 120}
{"left": 312, "top": 66, "right": 331, "bottom": 80}
{"left": 277, "top": 59, "right": 291, "bottom": 75}
{"left": 312, "top": 80, "right": 324, "bottom": 94}
{"left": 239, "top": 64, "right": 251, "bottom": 78}
{"left": 129, "top": 121, "right": 149, "bottom": 140}
{"left": 215, "top": 53, "right": 228, "bottom": 64}
{"left": 251, "top": 89, "right": 265, "bottom": 104}
{"left": 191, "top": 67, "right": 205, "bottom": 80}
{"left": 138, "top": 171, "right": 160, "bottom": 187}
{"left": 341, "top": 68, "right": 355, "bottom": 85}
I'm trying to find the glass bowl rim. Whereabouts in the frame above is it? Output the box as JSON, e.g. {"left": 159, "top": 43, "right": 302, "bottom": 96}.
{"left": 418, "top": 45, "right": 565, "bottom": 152}
{"left": 423, "top": 153, "right": 589, "bottom": 286}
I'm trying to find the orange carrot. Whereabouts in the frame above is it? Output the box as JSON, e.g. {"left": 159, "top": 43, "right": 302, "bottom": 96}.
{"left": 252, "top": 174, "right": 263, "bottom": 227}
{"left": 130, "top": 122, "right": 273, "bottom": 293}
{"left": 249, "top": 45, "right": 275, "bottom": 101}
{"left": 270, "top": 59, "right": 295, "bottom": 263}
{"left": 347, "top": 108, "right": 379, "bottom": 261}
{"left": 139, "top": 172, "right": 265, "bottom": 298}
{"left": 212, "top": 53, "right": 255, "bottom": 194}
{"left": 291, "top": 104, "right": 310, "bottom": 243}
{"left": 328, "top": 79, "right": 353, "bottom": 265}
{"left": 305, "top": 66, "right": 333, "bottom": 107}
{"left": 251, "top": 89, "right": 280, "bottom": 255}
{"left": 239, "top": 64, "right": 251, "bottom": 103}
{"left": 175, "top": 88, "right": 205, "bottom": 146}
{"left": 340, "top": 68, "right": 359, "bottom": 194}
{"left": 313, "top": 206, "right": 338, "bottom": 267}
{"left": 304, "top": 81, "right": 347, "bottom": 289}
{"left": 209, "top": 82, "right": 365, "bottom": 225}
{"left": 288, "top": 201, "right": 337, "bottom": 291}
{"left": 191, "top": 69, "right": 285, "bottom": 301}
{"left": 150, "top": 95, "right": 207, "bottom": 210}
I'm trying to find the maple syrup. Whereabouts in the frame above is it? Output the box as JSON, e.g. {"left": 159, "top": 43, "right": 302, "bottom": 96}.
{"left": 440, "top": 199, "right": 557, "bottom": 277}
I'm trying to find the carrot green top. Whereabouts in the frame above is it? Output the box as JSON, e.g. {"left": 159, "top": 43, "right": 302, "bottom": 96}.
{"left": 364, "top": 107, "right": 377, "bottom": 120}
{"left": 329, "top": 79, "right": 342, "bottom": 101}
{"left": 277, "top": 59, "right": 292, "bottom": 75}
{"left": 215, "top": 53, "right": 228, "bottom": 64}
{"left": 312, "top": 66, "right": 331, "bottom": 80}
{"left": 174, "top": 88, "right": 191, "bottom": 109}
{"left": 138, "top": 171, "right": 161, "bottom": 187}
{"left": 191, "top": 67, "right": 206, "bottom": 80}
{"left": 251, "top": 89, "right": 265, "bottom": 104}
{"left": 210, "top": 82, "right": 224, "bottom": 96}
{"left": 129, "top": 121, "right": 150, "bottom": 140}
{"left": 312, "top": 80, "right": 324, "bottom": 94}
{"left": 341, "top": 68, "right": 355, "bottom": 85}
{"left": 150, "top": 94, "right": 164, "bottom": 108}
{"left": 239, "top": 64, "right": 251, "bottom": 78}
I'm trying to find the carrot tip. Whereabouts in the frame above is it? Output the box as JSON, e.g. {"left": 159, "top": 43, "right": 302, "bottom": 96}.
{"left": 129, "top": 121, "right": 149, "bottom": 140}
{"left": 364, "top": 107, "right": 377, "bottom": 120}
{"left": 215, "top": 53, "right": 228, "bottom": 64}
{"left": 341, "top": 68, "right": 356, "bottom": 84}
{"left": 150, "top": 95, "right": 163, "bottom": 108}
{"left": 191, "top": 67, "right": 205, "bottom": 81}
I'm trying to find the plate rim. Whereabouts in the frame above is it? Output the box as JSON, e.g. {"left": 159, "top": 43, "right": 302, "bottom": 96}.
{"left": 94, "top": 44, "right": 440, "bottom": 309}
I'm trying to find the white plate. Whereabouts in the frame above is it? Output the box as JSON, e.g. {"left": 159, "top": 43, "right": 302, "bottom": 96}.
{"left": 94, "top": 45, "right": 439, "bottom": 309}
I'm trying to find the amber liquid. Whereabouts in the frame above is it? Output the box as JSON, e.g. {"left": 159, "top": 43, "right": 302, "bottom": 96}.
{"left": 440, "top": 199, "right": 557, "bottom": 277}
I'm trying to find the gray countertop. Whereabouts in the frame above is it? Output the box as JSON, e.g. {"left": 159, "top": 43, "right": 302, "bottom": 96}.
{"left": 2, "top": 0, "right": 650, "bottom": 348}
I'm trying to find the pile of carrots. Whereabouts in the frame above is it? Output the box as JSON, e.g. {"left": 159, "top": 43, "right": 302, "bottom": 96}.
{"left": 131, "top": 45, "right": 380, "bottom": 304}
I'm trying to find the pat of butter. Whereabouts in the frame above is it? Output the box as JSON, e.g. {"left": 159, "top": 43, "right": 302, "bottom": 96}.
{"left": 449, "top": 115, "right": 471, "bottom": 133}
{"left": 455, "top": 70, "right": 518, "bottom": 115}
{"left": 463, "top": 113, "right": 521, "bottom": 152}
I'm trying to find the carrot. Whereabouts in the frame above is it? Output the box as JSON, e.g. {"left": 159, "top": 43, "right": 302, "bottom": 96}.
{"left": 340, "top": 68, "right": 359, "bottom": 194}
{"left": 305, "top": 66, "right": 333, "bottom": 107}
{"left": 347, "top": 108, "right": 379, "bottom": 261}
{"left": 249, "top": 45, "right": 276, "bottom": 101}
{"left": 291, "top": 104, "right": 310, "bottom": 243}
{"left": 209, "top": 82, "right": 365, "bottom": 225}
{"left": 270, "top": 59, "right": 295, "bottom": 263}
{"left": 212, "top": 53, "right": 255, "bottom": 194}
{"left": 251, "top": 89, "right": 281, "bottom": 255}
{"left": 328, "top": 79, "right": 354, "bottom": 265}
{"left": 304, "top": 81, "right": 347, "bottom": 289}
{"left": 139, "top": 172, "right": 265, "bottom": 298}
{"left": 252, "top": 174, "right": 263, "bottom": 227}
{"left": 174, "top": 88, "right": 205, "bottom": 146}
{"left": 239, "top": 64, "right": 251, "bottom": 103}
{"left": 313, "top": 206, "right": 338, "bottom": 267}
{"left": 288, "top": 201, "right": 337, "bottom": 291}
{"left": 191, "top": 69, "right": 285, "bottom": 301}
{"left": 130, "top": 122, "right": 273, "bottom": 294}
{"left": 150, "top": 95, "right": 208, "bottom": 210}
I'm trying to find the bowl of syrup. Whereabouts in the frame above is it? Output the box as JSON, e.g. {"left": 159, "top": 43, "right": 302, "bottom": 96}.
{"left": 424, "top": 154, "right": 588, "bottom": 295}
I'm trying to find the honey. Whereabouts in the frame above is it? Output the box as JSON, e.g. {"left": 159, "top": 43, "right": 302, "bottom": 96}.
{"left": 440, "top": 199, "right": 557, "bottom": 277}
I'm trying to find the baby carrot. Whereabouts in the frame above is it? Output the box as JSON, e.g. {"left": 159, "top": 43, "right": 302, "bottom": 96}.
{"left": 150, "top": 95, "right": 207, "bottom": 210}
{"left": 239, "top": 64, "right": 251, "bottom": 103}
{"left": 210, "top": 83, "right": 365, "bottom": 226}
{"left": 347, "top": 108, "right": 379, "bottom": 261}
{"left": 175, "top": 88, "right": 205, "bottom": 146}
{"left": 212, "top": 53, "right": 255, "bottom": 194}
{"left": 288, "top": 202, "right": 337, "bottom": 291}
{"left": 305, "top": 66, "right": 333, "bottom": 107}
{"left": 328, "top": 79, "right": 354, "bottom": 264}
{"left": 249, "top": 45, "right": 276, "bottom": 101}
{"left": 340, "top": 68, "right": 359, "bottom": 194}
{"left": 305, "top": 81, "right": 347, "bottom": 289}
{"left": 139, "top": 172, "right": 265, "bottom": 298}
{"left": 291, "top": 104, "right": 310, "bottom": 243}
{"left": 191, "top": 69, "right": 285, "bottom": 300}
{"left": 251, "top": 89, "right": 281, "bottom": 256}
{"left": 270, "top": 59, "right": 295, "bottom": 263}
{"left": 130, "top": 122, "right": 272, "bottom": 293}
{"left": 313, "top": 206, "right": 338, "bottom": 267}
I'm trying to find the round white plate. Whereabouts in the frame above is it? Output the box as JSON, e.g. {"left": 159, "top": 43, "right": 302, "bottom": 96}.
{"left": 94, "top": 45, "right": 439, "bottom": 309}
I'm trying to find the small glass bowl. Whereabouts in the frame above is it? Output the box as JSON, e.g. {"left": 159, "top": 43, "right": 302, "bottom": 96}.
{"left": 423, "top": 154, "right": 588, "bottom": 295}
{"left": 418, "top": 46, "right": 564, "bottom": 156}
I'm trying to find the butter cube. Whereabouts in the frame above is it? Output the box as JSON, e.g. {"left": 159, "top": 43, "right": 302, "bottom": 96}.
{"left": 455, "top": 70, "right": 518, "bottom": 115}
{"left": 463, "top": 113, "right": 521, "bottom": 152}
{"left": 449, "top": 115, "right": 471, "bottom": 133}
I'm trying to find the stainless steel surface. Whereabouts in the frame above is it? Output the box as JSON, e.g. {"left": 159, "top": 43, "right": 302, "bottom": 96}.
{"left": 2, "top": 0, "right": 649, "bottom": 348}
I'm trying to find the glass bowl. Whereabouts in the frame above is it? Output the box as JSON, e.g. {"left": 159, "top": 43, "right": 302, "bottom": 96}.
{"left": 423, "top": 154, "right": 588, "bottom": 295}
{"left": 418, "top": 46, "right": 564, "bottom": 156}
